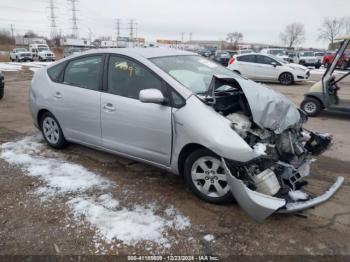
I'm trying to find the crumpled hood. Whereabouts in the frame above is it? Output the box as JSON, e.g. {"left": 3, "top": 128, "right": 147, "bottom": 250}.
{"left": 208, "top": 75, "right": 301, "bottom": 134}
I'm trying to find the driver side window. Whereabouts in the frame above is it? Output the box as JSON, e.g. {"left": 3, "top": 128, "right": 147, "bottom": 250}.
{"left": 257, "top": 55, "right": 276, "bottom": 65}
{"left": 107, "top": 56, "right": 164, "bottom": 100}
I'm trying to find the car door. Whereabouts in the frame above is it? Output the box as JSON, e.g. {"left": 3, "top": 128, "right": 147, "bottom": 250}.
{"left": 236, "top": 55, "right": 257, "bottom": 78}
{"left": 50, "top": 55, "right": 103, "bottom": 146}
{"left": 100, "top": 55, "right": 172, "bottom": 166}
{"left": 255, "top": 55, "right": 280, "bottom": 80}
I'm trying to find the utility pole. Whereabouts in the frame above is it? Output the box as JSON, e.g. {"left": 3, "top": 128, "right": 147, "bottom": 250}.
{"left": 189, "top": 32, "right": 193, "bottom": 43}
{"left": 48, "top": 0, "right": 58, "bottom": 39}
{"left": 10, "top": 24, "right": 14, "bottom": 40}
{"left": 115, "top": 18, "right": 121, "bottom": 38}
{"left": 181, "top": 32, "right": 184, "bottom": 43}
{"left": 68, "top": 0, "right": 79, "bottom": 39}
{"left": 129, "top": 19, "right": 135, "bottom": 41}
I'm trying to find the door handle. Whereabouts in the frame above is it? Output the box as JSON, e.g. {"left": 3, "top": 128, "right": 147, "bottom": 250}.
{"left": 54, "top": 92, "right": 62, "bottom": 99}
{"left": 103, "top": 103, "right": 116, "bottom": 112}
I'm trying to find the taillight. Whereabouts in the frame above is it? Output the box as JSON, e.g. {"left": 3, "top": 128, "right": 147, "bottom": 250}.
{"left": 229, "top": 57, "right": 235, "bottom": 64}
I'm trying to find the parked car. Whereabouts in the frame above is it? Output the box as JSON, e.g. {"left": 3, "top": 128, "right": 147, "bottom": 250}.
{"left": 322, "top": 51, "right": 337, "bottom": 68}
{"left": 323, "top": 50, "right": 350, "bottom": 70}
{"left": 0, "top": 71, "right": 4, "bottom": 100}
{"left": 196, "top": 49, "right": 212, "bottom": 57}
{"left": 227, "top": 53, "right": 310, "bottom": 85}
{"left": 297, "top": 51, "right": 321, "bottom": 69}
{"left": 29, "top": 44, "right": 55, "bottom": 61}
{"left": 9, "top": 48, "right": 33, "bottom": 62}
{"left": 260, "top": 48, "right": 289, "bottom": 61}
{"left": 29, "top": 48, "right": 342, "bottom": 222}
{"left": 314, "top": 51, "right": 325, "bottom": 65}
{"left": 237, "top": 49, "right": 253, "bottom": 55}
{"left": 63, "top": 47, "right": 82, "bottom": 58}
{"left": 213, "top": 50, "right": 231, "bottom": 66}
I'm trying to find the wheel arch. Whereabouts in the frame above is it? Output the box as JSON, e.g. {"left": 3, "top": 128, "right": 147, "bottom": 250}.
{"left": 37, "top": 109, "right": 53, "bottom": 131}
{"left": 177, "top": 143, "right": 210, "bottom": 177}
{"left": 304, "top": 94, "right": 325, "bottom": 108}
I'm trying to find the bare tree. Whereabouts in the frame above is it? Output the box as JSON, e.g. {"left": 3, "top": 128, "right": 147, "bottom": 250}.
{"left": 226, "top": 32, "right": 243, "bottom": 44}
{"left": 342, "top": 17, "right": 350, "bottom": 34}
{"left": 280, "top": 23, "right": 305, "bottom": 48}
{"left": 318, "top": 18, "right": 343, "bottom": 46}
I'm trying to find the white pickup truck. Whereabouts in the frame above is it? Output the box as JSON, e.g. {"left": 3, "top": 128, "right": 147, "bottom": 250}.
{"left": 29, "top": 44, "right": 55, "bottom": 61}
{"left": 9, "top": 48, "right": 33, "bottom": 62}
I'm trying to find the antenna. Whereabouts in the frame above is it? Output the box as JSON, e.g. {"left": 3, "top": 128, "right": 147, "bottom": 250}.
{"left": 48, "top": 0, "right": 58, "bottom": 39}
{"left": 68, "top": 0, "right": 79, "bottom": 38}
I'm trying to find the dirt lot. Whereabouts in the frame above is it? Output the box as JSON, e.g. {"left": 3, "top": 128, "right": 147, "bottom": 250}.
{"left": 0, "top": 66, "right": 349, "bottom": 258}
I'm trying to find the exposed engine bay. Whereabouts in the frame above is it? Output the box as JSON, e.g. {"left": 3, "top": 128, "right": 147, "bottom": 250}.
{"left": 200, "top": 75, "right": 343, "bottom": 222}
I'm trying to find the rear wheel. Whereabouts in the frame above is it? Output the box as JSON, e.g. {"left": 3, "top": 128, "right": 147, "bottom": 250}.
{"left": 301, "top": 97, "right": 322, "bottom": 117}
{"left": 279, "top": 72, "right": 294, "bottom": 85}
{"left": 184, "top": 148, "right": 233, "bottom": 204}
{"left": 40, "top": 112, "right": 67, "bottom": 149}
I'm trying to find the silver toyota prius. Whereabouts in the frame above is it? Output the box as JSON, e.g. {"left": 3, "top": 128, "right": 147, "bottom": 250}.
{"left": 29, "top": 48, "right": 343, "bottom": 222}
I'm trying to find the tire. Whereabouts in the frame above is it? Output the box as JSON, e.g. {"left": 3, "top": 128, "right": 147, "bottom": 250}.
{"left": 40, "top": 112, "right": 67, "bottom": 149}
{"left": 0, "top": 88, "right": 4, "bottom": 100}
{"left": 279, "top": 72, "right": 294, "bottom": 85}
{"left": 315, "top": 64, "right": 321, "bottom": 69}
{"left": 300, "top": 97, "right": 322, "bottom": 117}
{"left": 184, "top": 148, "right": 233, "bottom": 204}
{"left": 16, "top": 57, "right": 19, "bottom": 62}
{"left": 39, "top": 57, "right": 42, "bottom": 62}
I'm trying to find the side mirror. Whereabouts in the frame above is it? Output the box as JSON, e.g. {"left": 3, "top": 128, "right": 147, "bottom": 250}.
{"left": 139, "top": 89, "right": 165, "bottom": 104}
{"left": 271, "top": 62, "right": 277, "bottom": 67}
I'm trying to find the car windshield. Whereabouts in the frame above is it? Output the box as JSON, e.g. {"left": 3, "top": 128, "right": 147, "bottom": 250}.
{"left": 270, "top": 50, "right": 286, "bottom": 55}
{"left": 150, "top": 55, "right": 241, "bottom": 94}
{"left": 16, "top": 48, "right": 27, "bottom": 52}
{"left": 315, "top": 52, "right": 325, "bottom": 56}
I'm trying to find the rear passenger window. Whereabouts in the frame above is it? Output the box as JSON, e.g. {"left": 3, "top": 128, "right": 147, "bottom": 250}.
{"left": 107, "top": 56, "right": 164, "bottom": 99}
{"left": 47, "top": 62, "right": 66, "bottom": 82}
{"left": 237, "top": 55, "right": 256, "bottom": 63}
{"left": 63, "top": 56, "right": 102, "bottom": 90}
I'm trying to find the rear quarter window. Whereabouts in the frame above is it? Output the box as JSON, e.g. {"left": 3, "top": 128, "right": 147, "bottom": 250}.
{"left": 47, "top": 62, "right": 67, "bottom": 83}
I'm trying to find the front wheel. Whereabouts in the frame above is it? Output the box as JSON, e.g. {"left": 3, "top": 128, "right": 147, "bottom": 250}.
{"left": 301, "top": 97, "right": 323, "bottom": 117}
{"left": 279, "top": 72, "right": 294, "bottom": 85}
{"left": 184, "top": 148, "right": 233, "bottom": 204}
{"left": 40, "top": 112, "right": 67, "bottom": 149}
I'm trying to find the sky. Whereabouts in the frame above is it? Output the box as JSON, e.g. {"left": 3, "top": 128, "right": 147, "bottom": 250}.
{"left": 0, "top": 0, "right": 349, "bottom": 48}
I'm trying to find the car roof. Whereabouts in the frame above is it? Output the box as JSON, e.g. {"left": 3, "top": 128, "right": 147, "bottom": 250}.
{"left": 81, "top": 47, "right": 195, "bottom": 59}
{"left": 335, "top": 35, "right": 350, "bottom": 40}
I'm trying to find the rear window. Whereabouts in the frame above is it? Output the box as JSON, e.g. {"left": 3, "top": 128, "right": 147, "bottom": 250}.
{"left": 237, "top": 55, "right": 256, "bottom": 63}
{"left": 47, "top": 62, "right": 67, "bottom": 82}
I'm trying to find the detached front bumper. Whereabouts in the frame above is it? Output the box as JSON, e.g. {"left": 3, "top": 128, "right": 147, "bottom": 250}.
{"left": 222, "top": 158, "right": 344, "bottom": 223}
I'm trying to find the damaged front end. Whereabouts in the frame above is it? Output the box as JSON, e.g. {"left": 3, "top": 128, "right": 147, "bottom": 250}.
{"left": 204, "top": 75, "right": 344, "bottom": 222}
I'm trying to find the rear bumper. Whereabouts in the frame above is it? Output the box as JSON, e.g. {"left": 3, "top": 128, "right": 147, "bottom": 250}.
{"left": 222, "top": 158, "right": 344, "bottom": 222}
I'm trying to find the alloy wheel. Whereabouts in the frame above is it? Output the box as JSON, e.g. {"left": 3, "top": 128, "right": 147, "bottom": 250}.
{"left": 280, "top": 73, "right": 293, "bottom": 85}
{"left": 303, "top": 101, "right": 317, "bottom": 114}
{"left": 191, "top": 156, "right": 230, "bottom": 198}
{"left": 42, "top": 116, "right": 60, "bottom": 144}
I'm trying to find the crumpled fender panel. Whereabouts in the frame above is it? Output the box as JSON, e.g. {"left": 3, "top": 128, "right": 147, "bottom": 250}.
{"left": 222, "top": 158, "right": 286, "bottom": 223}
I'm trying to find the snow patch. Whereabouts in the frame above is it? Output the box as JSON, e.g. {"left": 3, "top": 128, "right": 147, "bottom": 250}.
{"left": 0, "top": 63, "right": 22, "bottom": 71}
{"left": 203, "top": 234, "right": 215, "bottom": 242}
{"left": 288, "top": 190, "right": 309, "bottom": 201}
{"left": 253, "top": 143, "right": 267, "bottom": 155}
{"left": 0, "top": 135, "right": 191, "bottom": 247}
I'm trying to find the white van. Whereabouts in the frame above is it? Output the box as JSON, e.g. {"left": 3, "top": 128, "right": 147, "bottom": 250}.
{"left": 29, "top": 44, "right": 55, "bottom": 61}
